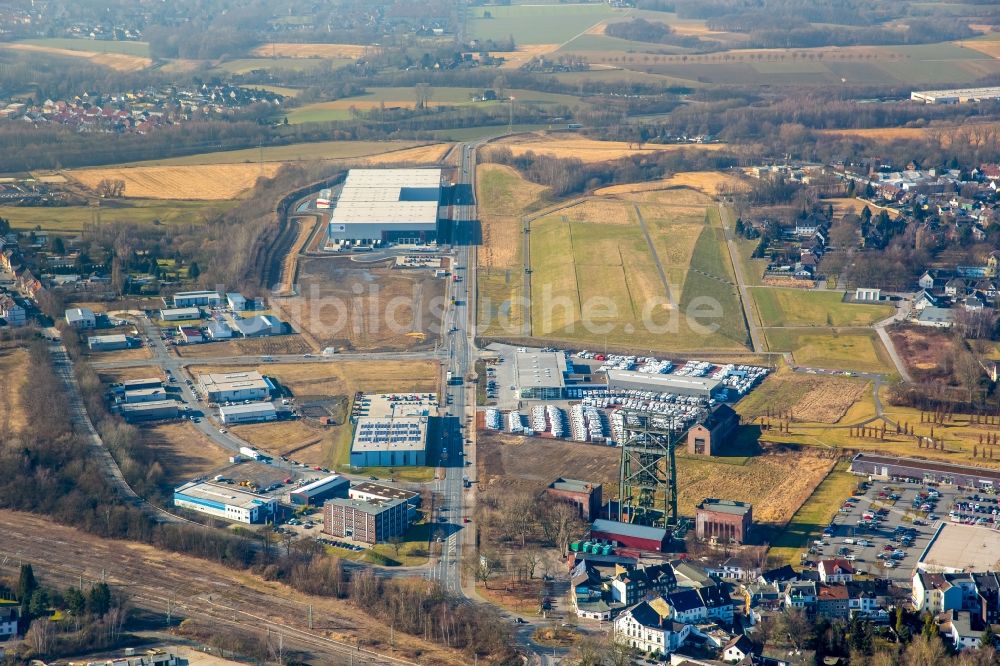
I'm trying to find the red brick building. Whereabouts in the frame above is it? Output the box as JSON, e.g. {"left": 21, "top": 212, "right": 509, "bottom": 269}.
{"left": 695, "top": 498, "right": 753, "bottom": 544}
{"left": 686, "top": 404, "right": 738, "bottom": 456}
{"left": 323, "top": 497, "right": 408, "bottom": 544}
{"left": 546, "top": 478, "right": 603, "bottom": 520}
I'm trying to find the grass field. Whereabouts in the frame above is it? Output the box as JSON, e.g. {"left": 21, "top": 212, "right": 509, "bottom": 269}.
{"left": 751, "top": 288, "right": 894, "bottom": 327}
{"left": 479, "top": 433, "right": 835, "bottom": 527}
{"left": 596, "top": 171, "right": 747, "bottom": 197}
{"left": 468, "top": 4, "right": 620, "bottom": 44}
{"left": 0, "top": 348, "right": 28, "bottom": 435}
{"left": 66, "top": 163, "right": 284, "bottom": 200}
{"left": 764, "top": 329, "right": 894, "bottom": 374}
{"left": 251, "top": 43, "right": 367, "bottom": 59}
{"left": 525, "top": 191, "right": 747, "bottom": 351}
{"left": 0, "top": 199, "right": 237, "bottom": 232}
{"left": 230, "top": 420, "right": 324, "bottom": 458}
{"left": 736, "top": 366, "right": 875, "bottom": 424}
{"left": 488, "top": 135, "right": 726, "bottom": 163}
{"left": 213, "top": 58, "right": 350, "bottom": 75}
{"left": 143, "top": 421, "right": 232, "bottom": 487}
{"left": 766, "top": 461, "right": 857, "bottom": 566}
{"left": 2, "top": 40, "right": 151, "bottom": 71}
{"left": 477, "top": 164, "right": 549, "bottom": 336}
{"left": 286, "top": 87, "right": 583, "bottom": 124}
{"left": 124, "top": 140, "right": 428, "bottom": 167}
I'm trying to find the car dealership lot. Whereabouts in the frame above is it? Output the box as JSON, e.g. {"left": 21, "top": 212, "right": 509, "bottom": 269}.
{"left": 808, "top": 479, "right": 959, "bottom": 582}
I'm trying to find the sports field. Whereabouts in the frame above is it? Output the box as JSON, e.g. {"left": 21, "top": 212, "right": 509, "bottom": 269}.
{"left": 764, "top": 329, "right": 894, "bottom": 374}
{"left": 751, "top": 288, "right": 894, "bottom": 327}
{"left": 468, "top": 4, "right": 619, "bottom": 45}
{"left": 0, "top": 199, "right": 237, "bottom": 232}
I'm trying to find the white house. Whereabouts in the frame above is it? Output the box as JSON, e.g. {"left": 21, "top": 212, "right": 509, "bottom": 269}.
{"left": 65, "top": 307, "right": 96, "bottom": 329}
{"left": 818, "top": 559, "right": 854, "bottom": 584}
{"left": 722, "top": 634, "right": 754, "bottom": 663}
{"left": 947, "top": 611, "right": 981, "bottom": 651}
{"left": 912, "top": 290, "right": 939, "bottom": 311}
{"left": 0, "top": 606, "right": 18, "bottom": 640}
{"left": 614, "top": 597, "right": 692, "bottom": 657}
{"left": 0, "top": 295, "right": 25, "bottom": 326}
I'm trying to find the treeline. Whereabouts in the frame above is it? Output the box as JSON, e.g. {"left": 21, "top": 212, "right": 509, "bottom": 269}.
{"left": 484, "top": 145, "right": 738, "bottom": 196}
{"left": 736, "top": 20, "right": 976, "bottom": 49}
{"left": 0, "top": 51, "right": 172, "bottom": 102}
{"left": 605, "top": 19, "right": 708, "bottom": 49}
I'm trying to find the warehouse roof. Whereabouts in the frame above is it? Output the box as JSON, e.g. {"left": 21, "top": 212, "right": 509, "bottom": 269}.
{"left": 331, "top": 201, "right": 439, "bottom": 225}
{"left": 606, "top": 369, "right": 722, "bottom": 394}
{"left": 343, "top": 168, "right": 441, "bottom": 188}
{"left": 351, "top": 416, "right": 428, "bottom": 452}
{"left": 175, "top": 480, "right": 271, "bottom": 511}
{"left": 121, "top": 400, "right": 177, "bottom": 413}
{"left": 160, "top": 307, "right": 201, "bottom": 318}
{"left": 331, "top": 168, "right": 441, "bottom": 227}
{"left": 89, "top": 334, "right": 129, "bottom": 344}
{"left": 514, "top": 351, "right": 568, "bottom": 389}
{"left": 851, "top": 453, "right": 1000, "bottom": 483}
{"left": 219, "top": 402, "right": 276, "bottom": 417}
{"left": 293, "top": 474, "right": 347, "bottom": 495}
{"left": 349, "top": 481, "right": 420, "bottom": 502}
{"left": 124, "top": 387, "right": 166, "bottom": 398}
{"left": 199, "top": 371, "right": 270, "bottom": 394}
{"left": 122, "top": 377, "right": 162, "bottom": 388}
{"left": 920, "top": 523, "right": 1000, "bottom": 573}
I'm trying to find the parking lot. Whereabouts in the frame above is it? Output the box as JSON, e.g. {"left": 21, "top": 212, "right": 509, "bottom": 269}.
{"left": 810, "top": 479, "right": 960, "bottom": 581}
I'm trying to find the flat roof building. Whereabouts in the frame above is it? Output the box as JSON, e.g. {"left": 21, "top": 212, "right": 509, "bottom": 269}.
{"left": 121, "top": 400, "right": 179, "bottom": 422}
{"left": 174, "top": 480, "right": 276, "bottom": 524}
{"left": 696, "top": 498, "right": 753, "bottom": 545}
{"left": 123, "top": 387, "right": 168, "bottom": 404}
{"left": 348, "top": 481, "right": 421, "bottom": 521}
{"left": 87, "top": 334, "right": 135, "bottom": 351}
{"left": 606, "top": 368, "right": 723, "bottom": 399}
{"left": 230, "top": 314, "right": 283, "bottom": 337}
{"left": 591, "top": 519, "right": 669, "bottom": 553}
{"left": 159, "top": 307, "right": 202, "bottom": 321}
{"left": 171, "top": 291, "right": 222, "bottom": 308}
{"left": 206, "top": 320, "right": 233, "bottom": 339}
{"left": 911, "top": 86, "right": 1000, "bottom": 104}
{"left": 226, "top": 292, "right": 246, "bottom": 311}
{"left": 218, "top": 402, "right": 277, "bottom": 425}
{"left": 65, "top": 307, "right": 96, "bottom": 329}
{"left": 122, "top": 377, "right": 162, "bottom": 391}
{"left": 328, "top": 168, "right": 441, "bottom": 245}
{"left": 350, "top": 415, "right": 428, "bottom": 468}
{"left": 289, "top": 474, "right": 349, "bottom": 506}
{"left": 323, "top": 496, "right": 408, "bottom": 544}
{"left": 514, "top": 351, "right": 571, "bottom": 400}
{"left": 199, "top": 371, "right": 272, "bottom": 403}
{"left": 918, "top": 523, "right": 1000, "bottom": 573}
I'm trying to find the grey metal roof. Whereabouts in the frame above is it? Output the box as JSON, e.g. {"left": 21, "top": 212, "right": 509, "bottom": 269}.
{"left": 592, "top": 519, "right": 668, "bottom": 541}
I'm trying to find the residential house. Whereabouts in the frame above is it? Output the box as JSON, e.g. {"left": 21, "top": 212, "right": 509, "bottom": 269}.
{"left": 0, "top": 606, "right": 17, "bottom": 640}
{"left": 945, "top": 278, "right": 967, "bottom": 297}
{"left": 912, "top": 290, "right": 939, "bottom": 311}
{"left": 722, "top": 634, "right": 754, "bottom": 663}
{"left": 847, "top": 580, "right": 890, "bottom": 620}
{"left": 783, "top": 581, "right": 817, "bottom": 610}
{"left": 912, "top": 571, "right": 964, "bottom": 614}
{"left": 611, "top": 563, "right": 677, "bottom": 605}
{"left": 918, "top": 271, "right": 938, "bottom": 290}
{"left": 0, "top": 294, "right": 25, "bottom": 326}
{"left": 962, "top": 294, "right": 986, "bottom": 311}
{"left": 818, "top": 560, "right": 854, "bottom": 584}
{"left": 706, "top": 559, "right": 761, "bottom": 583}
{"left": 944, "top": 610, "right": 982, "bottom": 651}
{"left": 667, "top": 588, "right": 709, "bottom": 624}
{"left": 65, "top": 306, "right": 96, "bottom": 329}
{"left": 973, "top": 572, "right": 1000, "bottom": 625}
{"left": 614, "top": 597, "right": 693, "bottom": 656}
{"left": 815, "top": 584, "right": 850, "bottom": 621}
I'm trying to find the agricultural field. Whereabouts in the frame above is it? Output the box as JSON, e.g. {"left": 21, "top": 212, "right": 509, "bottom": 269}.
{"left": 766, "top": 462, "right": 857, "bottom": 566}
{"left": 0, "top": 347, "right": 29, "bottom": 435}
{"left": 142, "top": 421, "right": 232, "bottom": 487}
{"left": 0, "top": 199, "right": 237, "bottom": 232}
{"left": 478, "top": 433, "right": 835, "bottom": 527}
{"left": 476, "top": 164, "right": 549, "bottom": 337}
{"left": 2, "top": 39, "right": 152, "bottom": 70}
{"left": 764, "top": 329, "right": 894, "bottom": 374}
{"left": 126, "top": 140, "right": 437, "bottom": 167}
{"left": 251, "top": 43, "right": 368, "bottom": 59}
{"left": 66, "top": 163, "right": 283, "bottom": 200}
{"left": 817, "top": 122, "right": 1000, "bottom": 146}
{"left": 213, "top": 58, "right": 349, "bottom": 76}
{"left": 468, "top": 3, "right": 620, "bottom": 45}
{"left": 277, "top": 257, "right": 445, "bottom": 353}
{"left": 487, "top": 135, "right": 726, "bottom": 163}
{"left": 751, "top": 288, "right": 894, "bottom": 328}
{"left": 361, "top": 144, "right": 453, "bottom": 165}
{"left": 285, "top": 87, "right": 582, "bottom": 124}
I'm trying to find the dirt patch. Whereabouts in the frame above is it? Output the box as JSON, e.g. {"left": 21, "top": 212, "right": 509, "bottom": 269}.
{"left": 252, "top": 43, "right": 368, "bottom": 59}
{"left": 281, "top": 257, "right": 444, "bottom": 352}
{"left": 361, "top": 144, "right": 453, "bottom": 165}
{"left": 491, "top": 44, "right": 560, "bottom": 70}
{"left": 229, "top": 420, "right": 324, "bottom": 458}
{"left": 174, "top": 335, "right": 312, "bottom": 358}
{"left": 478, "top": 433, "right": 835, "bottom": 526}
{"left": 96, "top": 366, "right": 163, "bottom": 384}
{"left": 889, "top": 325, "right": 958, "bottom": 381}
{"left": 792, "top": 379, "right": 867, "bottom": 423}
{"left": 67, "top": 164, "right": 283, "bottom": 200}
{"left": 0, "top": 43, "right": 151, "bottom": 71}
{"left": 141, "top": 421, "right": 231, "bottom": 486}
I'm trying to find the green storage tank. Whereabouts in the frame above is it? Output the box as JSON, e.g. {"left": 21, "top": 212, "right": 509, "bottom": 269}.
{"left": 601, "top": 544, "right": 613, "bottom": 556}
{"left": 569, "top": 541, "right": 581, "bottom": 552}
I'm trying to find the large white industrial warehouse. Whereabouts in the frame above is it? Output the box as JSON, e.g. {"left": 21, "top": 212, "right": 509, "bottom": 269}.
{"left": 327, "top": 168, "right": 442, "bottom": 245}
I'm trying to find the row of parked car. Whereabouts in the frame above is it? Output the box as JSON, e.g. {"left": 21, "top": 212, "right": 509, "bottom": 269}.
{"left": 950, "top": 492, "right": 1000, "bottom": 525}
